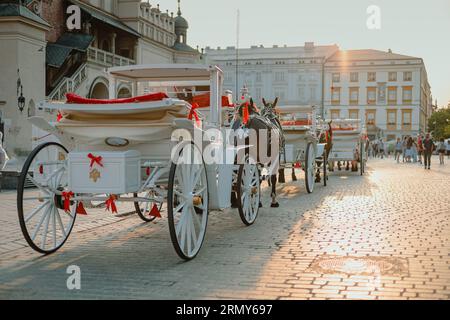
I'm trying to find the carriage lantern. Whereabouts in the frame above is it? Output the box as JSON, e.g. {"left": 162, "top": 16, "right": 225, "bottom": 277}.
{"left": 18, "top": 85, "right": 26, "bottom": 113}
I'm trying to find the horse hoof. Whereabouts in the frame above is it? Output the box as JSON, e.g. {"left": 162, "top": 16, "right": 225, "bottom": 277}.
{"left": 271, "top": 202, "right": 280, "bottom": 208}
{"left": 259, "top": 202, "right": 263, "bottom": 208}
{"left": 292, "top": 176, "right": 297, "bottom": 181}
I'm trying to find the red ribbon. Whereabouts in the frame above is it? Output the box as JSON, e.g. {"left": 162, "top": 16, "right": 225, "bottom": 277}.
{"left": 242, "top": 102, "right": 249, "bottom": 125}
{"left": 62, "top": 191, "right": 74, "bottom": 213}
{"left": 39, "top": 164, "right": 44, "bottom": 175}
{"left": 88, "top": 153, "right": 103, "bottom": 169}
{"left": 294, "top": 162, "right": 302, "bottom": 169}
{"left": 188, "top": 103, "right": 201, "bottom": 126}
{"left": 146, "top": 167, "right": 151, "bottom": 176}
{"left": 149, "top": 204, "right": 162, "bottom": 218}
{"left": 57, "top": 111, "right": 63, "bottom": 122}
{"left": 106, "top": 195, "right": 118, "bottom": 214}
{"left": 76, "top": 202, "right": 87, "bottom": 215}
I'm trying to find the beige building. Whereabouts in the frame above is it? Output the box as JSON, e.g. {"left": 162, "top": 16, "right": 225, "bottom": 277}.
{"left": 324, "top": 49, "right": 433, "bottom": 140}
{"left": 0, "top": 0, "right": 201, "bottom": 157}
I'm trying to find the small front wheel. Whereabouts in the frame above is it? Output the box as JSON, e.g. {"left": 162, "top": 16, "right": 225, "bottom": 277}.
{"left": 237, "top": 158, "right": 260, "bottom": 226}
{"left": 304, "top": 142, "right": 316, "bottom": 194}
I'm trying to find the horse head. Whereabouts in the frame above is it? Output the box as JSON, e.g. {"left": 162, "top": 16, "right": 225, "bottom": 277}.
{"left": 235, "top": 98, "right": 260, "bottom": 126}
{"left": 261, "top": 98, "right": 279, "bottom": 118}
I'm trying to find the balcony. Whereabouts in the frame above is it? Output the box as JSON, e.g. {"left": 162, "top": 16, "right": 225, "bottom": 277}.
{"left": 87, "top": 47, "right": 135, "bottom": 67}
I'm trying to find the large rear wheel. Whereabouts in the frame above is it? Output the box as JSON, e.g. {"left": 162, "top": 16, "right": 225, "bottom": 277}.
{"left": 167, "top": 143, "right": 208, "bottom": 260}
{"left": 305, "top": 143, "right": 316, "bottom": 194}
{"left": 237, "top": 158, "right": 260, "bottom": 226}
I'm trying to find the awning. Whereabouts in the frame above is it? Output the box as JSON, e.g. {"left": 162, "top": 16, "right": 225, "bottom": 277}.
{"left": 68, "top": 0, "right": 140, "bottom": 37}
{"left": 56, "top": 33, "right": 94, "bottom": 51}
{"left": 46, "top": 43, "right": 73, "bottom": 68}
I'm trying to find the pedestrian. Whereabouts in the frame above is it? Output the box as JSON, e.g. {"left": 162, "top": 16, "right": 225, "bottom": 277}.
{"left": 406, "top": 137, "right": 413, "bottom": 163}
{"left": 423, "top": 133, "right": 434, "bottom": 170}
{"left": 446, "top": 139, "right": 450, "bottom": 160}
{"left": 395, "top": 137, "right": 402, "bottom": 163}
{"left": 402, "top": 136, "right": 408, "bottom": 162}
{"left": 412, "top": 138, "right": 418, "bottom": 163}
{"left": 437, "top": 138, "right": 446, "bottom": 165}
{"left": 0, "top": 132, "right": 8, "bottom": 171}
{"left": 417, "top": 135, "right": 424, "bottom": 164}
{"left": 379, "top": 139, "right": 384, "bottom": 159}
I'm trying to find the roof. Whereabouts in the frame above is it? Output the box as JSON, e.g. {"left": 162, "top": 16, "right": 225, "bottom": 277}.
{"left": 174, "top": 14, "right": 188, "bottom": 29}
{"left": 56, "top": 33, "right": 94, "bottom": 51}
{"left": 0, "top": 3, "right": 50, "bottom": 27}
{"left": 328, "top": 49, "right": 421, "bottom": 62}
{"left": 46, "top": 44, "right": 73, "bottom": 68}
{"left": 108, "top": 64, "right": 221, "bottom": 82}
{"left": 172, "top": 42, "right": 198, "bottom": 53}
{"left": 68, "top": 0, "right": 140, "bottom": 37}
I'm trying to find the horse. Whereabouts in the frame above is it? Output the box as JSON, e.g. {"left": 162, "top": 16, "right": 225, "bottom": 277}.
{"left": 315, "top": 121, "right": 333, "bottom": 182}
{"left": 233, "top": 98, "right": 283, "bottom": 208}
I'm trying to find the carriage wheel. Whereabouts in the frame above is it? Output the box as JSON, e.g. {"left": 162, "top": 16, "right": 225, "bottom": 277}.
{"left": 17, "top": 142, "right": 77, "bottom": 254}
{"left": 134, "top": 191, "right": 161, "bottom": 222}
{"left": 168, "top": 143, "right": 208, "bottom": 260}
{"left": 323, "top": 152, "right": 328, "bottom": 187}
{"left": 304, "top": 142, "right": 316, "bottom": 194}
{"left": 237, "top": 158, "right": 260, "bottom": 226}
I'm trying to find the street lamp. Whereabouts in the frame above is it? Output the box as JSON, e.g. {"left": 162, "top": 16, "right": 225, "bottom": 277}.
{"left": 18, "top": 85, "right": 25, "bottom": 113}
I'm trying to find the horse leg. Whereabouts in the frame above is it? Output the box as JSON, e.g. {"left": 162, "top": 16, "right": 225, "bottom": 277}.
{"left": 346, "top": 161, "right": 350, "bottom": 171}
{"left": 338, "top": 161, "right": 342, "bottom": 171}
{"left": 315, "top": 163, "right": 321, "bottom": 183}
{"left": 278, "top": 168, "right": 286, "bottom": 183}
{"left": 270, "top": 175, "right": 279, "bottom": 208}
{"left": 291, "top": 168, "right": 297, "bottom": 181}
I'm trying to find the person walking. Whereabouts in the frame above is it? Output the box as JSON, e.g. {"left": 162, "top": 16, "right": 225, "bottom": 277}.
{"left": 395, "top": 138, "right": 403, "bottom": 163}
{"left": 379, "top": 139, "right": 384, "bottom": 159}
{"left": 412, "top": 138, "right": 418, "bottom": 163}
{"left": 406, "top": 136, "right": 413, "bottom": 163}
{"left": 423, "top": 133, "right": 434, "bottom": 170}
{"left": 437, "top": 138, "right": 446, "bottom": 165}
{"left": 417, "top": 135, "right": 424, "bottom": 164}
{"left": 402, "top": 136, "right": 408, "bottom": 162}
{"left": 446, "top": 139, "right": 450, "bottom": 160}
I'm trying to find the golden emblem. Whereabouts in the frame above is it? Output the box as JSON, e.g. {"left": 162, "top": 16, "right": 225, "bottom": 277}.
{"left": 89, "top": 169, "right": 101, "bottom": 183}
{"left": 58, "top": 152, "right": 66, "bottom": 161}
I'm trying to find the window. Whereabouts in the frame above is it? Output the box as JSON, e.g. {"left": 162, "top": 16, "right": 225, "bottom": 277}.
{"left": 366, "top": 110, "right": 376, "bottom": 126}
{"left": 387, "top": 110, "right": 397, "bottom": 127}
{"left": 350, "top": 72, "right": 359, "bottom": 82}
{"left": 256, "top": 72, "right": 262, "bottom": 83}
{"left": 368, "top": 72, "right": 376, "bottom": 82}
{"left": 331, "top": 109, "right": 341, "bottom": 120}
{"left": 367, "top": 87, "right": 376, "bottom": 104}
{"left": 298, "top": 73, "right": 304, "bottom": 82}
{"left": 402, "top": 110, "right": 412, "bottom": 128}
{"left": 349, "top": 87, "right": 359, "bottom": 105}
{"left": 403, "top": 71, "right": 412, "bottom": 81}
{"left": 402, "top": 86, "right": 412, "bottom": 104}
{"left": 332, "top": 73, "right": 340, "bottom": 82}
{"left": 255, "top": 88, "right": 262, "bottom": 100}
{"left": 331, "top": 87, "right": 341, "bottom": 104}
{"left": 274, "top": 72, "right": 285, "bottom": 82}
{"left": 388, "top": 72, "right": 397, "bottom": 81}
{"left": 349, "top": 109, "right": 359, "bottom": 120}
{"left": 388, "top": 87, "right": 397, "bottom": 104}
{"left": 274, "top": 89, "right": 286, "bottom": 102}
{"left": 310, "top": 86, "right": 317, "bottom": 102}
{"left": 298, "top": 87, "right": 305, "bottom": 100}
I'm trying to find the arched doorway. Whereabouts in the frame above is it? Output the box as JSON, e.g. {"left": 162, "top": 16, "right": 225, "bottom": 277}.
{"left": 27, "top": 100, "right": 36, "bottom": 117}
{"left": 117, "top": 87, "right": 132, "bottom": 99}
{"left": 89, "top": 77, "right": 109, "bottom": 99}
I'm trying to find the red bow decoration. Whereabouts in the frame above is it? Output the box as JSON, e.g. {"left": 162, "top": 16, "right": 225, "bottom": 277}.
{"left": 106, "top": 195, "right": 118, "bottom": 214}
{"left": 76, "top": 202, "right": 87, "bottom": 215}
{"left": 149, "top": 204, "right": 162, "bottom": 218}
{"left": 242, "top": 102, "right": 250, "bottom": 125}
{"left": 146, "top": 167, "right": 151, "bottom": 176}
{"left": 39, "top": 164, "right": 44, "bottom": 175}
{"left": 188, "top": 103, "right": 201, "bottom": 126}
{"left": 88, "top": 153, "right": 103, "bottom": 169}
{"left": 62, "top": 191, "right": 74, "bottom": 213}
{"left": 57, "top": 111, "right": 63, "bottom": 122}
{"left": 294, "top": 162, "right": 302, "bottom": 169}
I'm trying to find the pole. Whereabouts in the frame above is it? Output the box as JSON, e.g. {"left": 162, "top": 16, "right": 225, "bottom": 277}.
{"left": 235, "top": 9, "right": 240, "bottom": 103}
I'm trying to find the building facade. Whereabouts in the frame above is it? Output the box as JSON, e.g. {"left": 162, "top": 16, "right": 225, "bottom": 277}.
{"left": 324, "top": 49, "right": 432, "bottom": 141}
{"left": 0, "top": 0, "right": 200, "bottom": 156}
{"left": 205, "top": 43, "right": 339, "bottom": 115}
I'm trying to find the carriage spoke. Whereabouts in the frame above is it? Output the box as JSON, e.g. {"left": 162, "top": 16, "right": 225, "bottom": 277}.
{"left": 193, "top": 186, "right": 207, "bottom": 196}
{"left": 26, "top": 174, "right": 52, "bottom": 194}
{"left": 55, "top": 205, "right": 67, "bottom": 238}
{"left": 51, "top": 206, "right": 57, "bottom": 248}
{"left": 40, "top": 204, "right": 53, "bottom": 250}
{"left": 25, "top": 200, "right": 50, "bottom": 223}
{"left": 31, "top": 204, "right": 51, "bottom": 241}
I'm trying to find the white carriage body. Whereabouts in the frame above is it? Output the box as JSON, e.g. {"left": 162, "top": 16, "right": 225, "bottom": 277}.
{"left": 36, "top": 64, "right": 235, "bottom": 210}
{"left": 328, "top": 119, "right": 367, "bottom": 162}
{"left": 277, "top": 105, "right": 325, "bottom": 163}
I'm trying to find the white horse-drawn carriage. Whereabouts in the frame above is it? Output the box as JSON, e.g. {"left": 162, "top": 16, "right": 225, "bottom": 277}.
{"left": 18, "top": 64, "right": 261, "bottom": 260}
{"left": 327, "top": 119, "right": 368, "bottom": 175}
{"left": 277, "top": 106, "right": 328, "bottom": 193}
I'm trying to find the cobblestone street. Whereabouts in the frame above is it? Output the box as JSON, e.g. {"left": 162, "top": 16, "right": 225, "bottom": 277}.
{"left": 0, "top": 157, "right": 449, "bottom": 300}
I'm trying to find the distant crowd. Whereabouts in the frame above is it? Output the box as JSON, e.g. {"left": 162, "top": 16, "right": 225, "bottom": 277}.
{"left": 368, "top": 134, "right": 449, "bottom": 169}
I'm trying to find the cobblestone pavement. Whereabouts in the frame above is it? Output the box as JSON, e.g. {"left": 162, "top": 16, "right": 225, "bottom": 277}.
{"left": 0, "top": 157, "right": 449, "bottom": 300}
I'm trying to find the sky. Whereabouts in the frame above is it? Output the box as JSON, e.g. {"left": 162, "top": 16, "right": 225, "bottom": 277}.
{"left": 155, "top": 0, "right": 450, "bottom": 107}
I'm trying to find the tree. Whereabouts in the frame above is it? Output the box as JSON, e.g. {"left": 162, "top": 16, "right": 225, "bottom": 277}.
{"left": 428, "top": 109, "right": 450, "bottom": 140}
